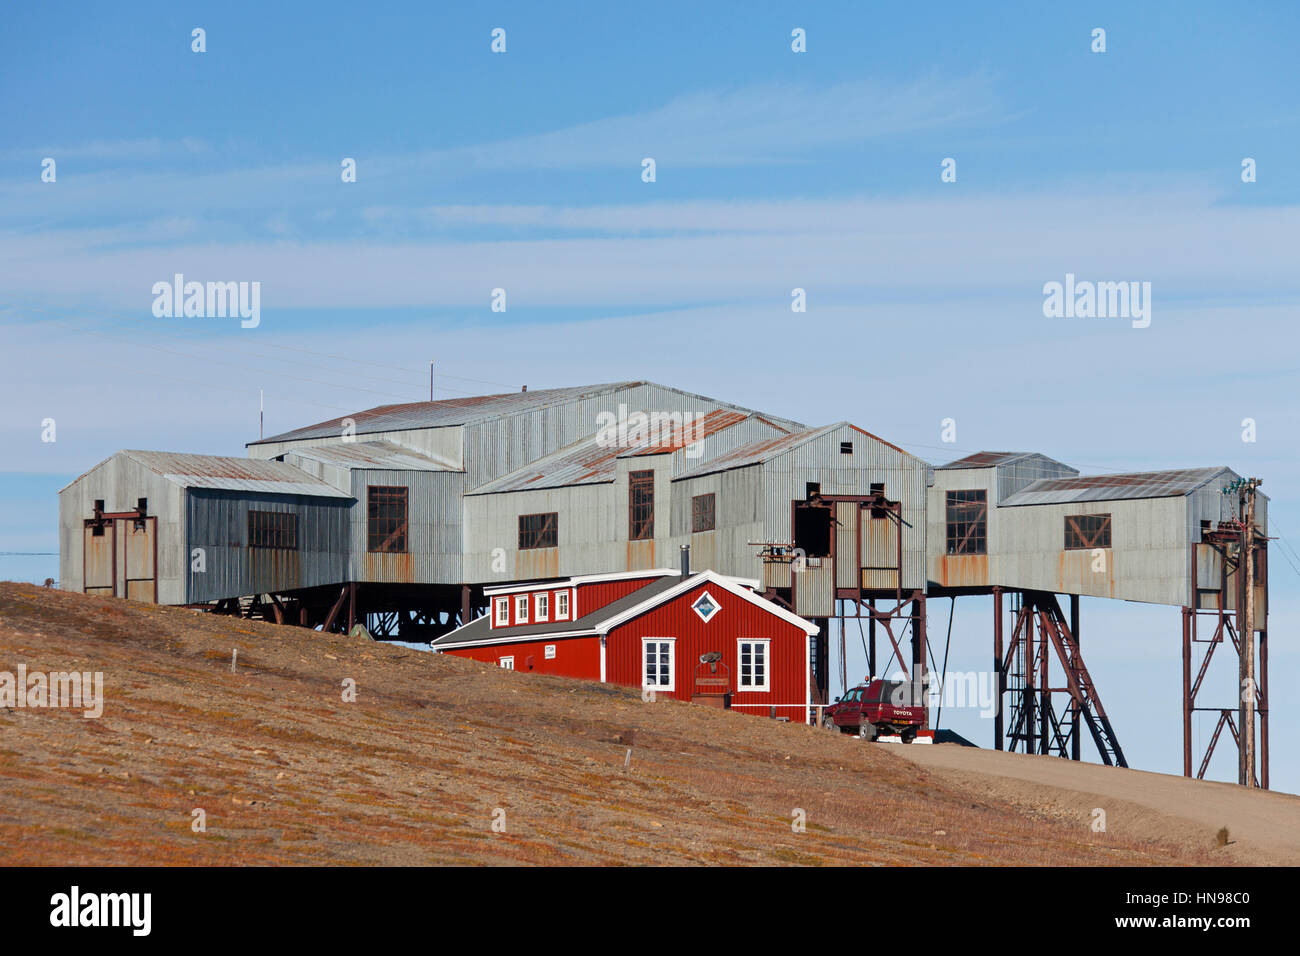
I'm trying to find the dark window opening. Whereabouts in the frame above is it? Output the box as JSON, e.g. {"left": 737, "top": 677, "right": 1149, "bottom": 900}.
{"left": 1064, "top": 513, "right": 1111, "bottom": 550}
{"left": 869, "top": 481, "right": 888, "bottom": 519}
{"left": 367, "top": 485, "right": 408, "bottom": 553}
{"left": 518, "top": 512, "right": 558, "bottom": 550}
{"left": 249, "top": 510, "right": 298, "bottom": 550}
{"left": 629, "top": 470, "right": 654, "bottom": 540}
{"left": 691, "top": 493, "right": 716, "bottom": 533}
{"left": 93, "top": 499, "right": 105, "bottom": 513}
{"left": 805, "top": 482, "right": 820, "bottom": 501}
{"left": 794, "top": 504, "right": 832, "bottom": 558}
{"left": 840, "top": 441, "right": 853, "bottom": 455}
{"left": 91, "top": 524, "right": 104, "bottom": 537}
{"left": 945, "top": 490, "right": 987, "bottom": 555}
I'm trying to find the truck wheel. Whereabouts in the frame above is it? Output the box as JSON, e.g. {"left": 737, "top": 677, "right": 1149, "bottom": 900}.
{"left": 822, "top": 714, "right": 836, "bottom": 731}
{"left": 858, "top": 721, "right": 872, "bottom": 740}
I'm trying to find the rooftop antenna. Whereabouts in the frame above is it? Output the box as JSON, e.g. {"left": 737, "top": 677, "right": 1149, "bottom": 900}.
{"left": 429, "top": 362, "right": 434, "bottom": 401}
{"left": 259, "top": 388, "right": 264, "bottom": 440}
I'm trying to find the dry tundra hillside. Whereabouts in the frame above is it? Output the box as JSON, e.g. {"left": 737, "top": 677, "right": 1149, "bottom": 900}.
{"left": 0, "top": 581, "right": 1264, "bottom": 866}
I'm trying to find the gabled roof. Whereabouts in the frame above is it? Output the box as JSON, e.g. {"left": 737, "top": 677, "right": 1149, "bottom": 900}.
{"left": 674, "top": 421, "right": 913, "bottom": 481}
{"left": 939, "top": 451, "right": 1041, "bottom": 469}
{"left": 430, "top": 570, "right": 816, "bottom": 650}
{"left": 118, "top": 450, "right": 351, "bottom": 498}
{"left": 1000, "top": 467, "right": 1232, "bottom": 506}
{"left": 284, "top": 440, "right": 460, "bottom": 472}
{"left": 250, "top": 382, "right": 805, "bottom": 447}
{"left": 252, "top": 382, "right": 644, "bottom": 445}
{"left": 468, "top": 410, "right": 769, "bottom": 495}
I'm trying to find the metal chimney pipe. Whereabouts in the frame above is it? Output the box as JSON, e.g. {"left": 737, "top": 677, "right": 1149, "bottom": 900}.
{"left": 680, "top": 544, "right": 690, "bottom": 576}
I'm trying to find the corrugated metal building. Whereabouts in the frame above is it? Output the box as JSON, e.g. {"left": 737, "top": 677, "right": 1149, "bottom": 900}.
{"left": 928, "top": 453, "right": 1267, "bottom": 609}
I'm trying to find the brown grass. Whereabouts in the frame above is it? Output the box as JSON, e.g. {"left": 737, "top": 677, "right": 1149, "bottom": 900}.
{"left": 0, "top": 581, "right": 1214, "bottom": 866}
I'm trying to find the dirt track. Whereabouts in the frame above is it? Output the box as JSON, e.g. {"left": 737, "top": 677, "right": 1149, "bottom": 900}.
{"left": 889, "top": 742, "right": 1300, "bottom": 865}
{"left": 0, "top": 581, "right": 1271, "bottom": 866}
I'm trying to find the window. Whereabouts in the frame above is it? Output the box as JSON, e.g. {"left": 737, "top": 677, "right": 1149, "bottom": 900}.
{"left": 642, "top": 638, "right": 675, "bottom": 691}
{"left": 518, "top": 512, "right": 557, "bottom": 550}
{"left": 1064, "top": 513, "right": 1112, "bottom": 550}
{"left": 691, "top": 493, "right": 716, "bottom": 533}
{"left": 535, "top": 592, "right": 549, "bottom": 621}
{"left": 869, "top": 481, "right": 888, "bottom": 518}
{"left": 840, "top": 441, "right": 853, "bottom": 455}
{"left": 515, "top": 594, "right": 529, "bottom": 624}
{"left": 367, "top": 486, "right": 408, "bottom": 553}
{"left": 691, "top": 591, "right": 720, "bottom": 623}
{"left": 248, "top": 510, "right": 298, "bottom": 550}
{"left": 499, "top": 656, "right": 515, "bottom": 670}
{"left": 738, "top": 640, "right": 770, "bottom": 690}
{"left": 495, "top": 597, "right": 509, "bottom": 626}
{"left": 805, "top": 482, "right": 820, "bottom": 500}
{"left": 629, "top": 470, "right": 654, "bottom": 540}
{"left": 945, "top": 490, "right": 987, "bottom": 555}
{"left": 793, "top": 504, "right": 831, "bottom": 558}
{"left": 556, "top": 590, "right": 570, "bottom": 620}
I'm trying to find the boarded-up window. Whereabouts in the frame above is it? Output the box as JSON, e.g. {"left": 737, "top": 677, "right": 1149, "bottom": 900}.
{"left": 518, "top": 512, "right": 557, "bottom": 550}
{"left": 945, "top": 490, "right": 987, "bottom": 555}
{"left": 367, "top": 486, "right": 408, "bottom": 553}
{"left": 248, "top": 510, "right": 297, "bottom": 550}
{"left": 691, "top": 493, "right": 716, "bottom": 533}
{"left": 629, "top": 470, "right": 654, "bottom": 540}
{"left": 1064, "top": 513, "right": 1111, "bottom": 550}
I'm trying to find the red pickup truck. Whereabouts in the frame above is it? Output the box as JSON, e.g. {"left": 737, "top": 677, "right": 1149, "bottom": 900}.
{"left": 823, "top": 678, "right": 926, "bottom": 742}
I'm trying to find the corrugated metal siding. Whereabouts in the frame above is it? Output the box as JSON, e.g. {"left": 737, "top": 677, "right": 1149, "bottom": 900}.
{"left": 603, "top": 580, "right": 810, "bottom": 723}
{"left": 762, "top": 424, "right": 928, "bottom": 591}
{"left": 185, "top": 489, "right": 350, "bottom": 602}
{"left": 59, "top": 451, "right": 187, "bottom": 604}
{"left": 348, "top": 469, "right": 464, "bottom": 583}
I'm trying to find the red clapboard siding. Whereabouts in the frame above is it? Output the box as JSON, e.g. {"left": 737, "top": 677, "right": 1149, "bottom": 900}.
{"left": 605, "top": 580, "right": 809, "bottom": 723}
{"left": 443, "top": 635, "right": 600, "bottom": 680}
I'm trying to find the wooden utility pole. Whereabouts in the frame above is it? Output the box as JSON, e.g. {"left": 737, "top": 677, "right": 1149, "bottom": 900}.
{"left": 1241, "top": 479, "right": 1260, "bottom": 787}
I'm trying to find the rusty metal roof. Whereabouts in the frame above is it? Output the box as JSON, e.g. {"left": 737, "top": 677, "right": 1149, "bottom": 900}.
{"left": 1001, "top": 467, "right": 1231, "bottom": 506}
{"left": 284, "top": 441, "right": 461, "bottom": 472}
{"left": 250, "top": 382, "right": 647, "bottom": 444}
{"left": 939, "top": 451, "right": 1039, "bottom": 469}
{"left": 470, "top": 410, "right": 769, "bottom": 494}
{"left": 122, "top": 450, "right": 352, "bottom": 498}
{"left": 617, "top": 410, "right": 750, "bottom": 457}
{"left": 673, "top": 424, "right": 845, "bottom": 480}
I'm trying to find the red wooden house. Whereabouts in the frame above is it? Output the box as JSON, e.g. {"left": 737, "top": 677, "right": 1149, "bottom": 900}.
{"left": 430, "top": 568, "right": 819, "bottom": 723}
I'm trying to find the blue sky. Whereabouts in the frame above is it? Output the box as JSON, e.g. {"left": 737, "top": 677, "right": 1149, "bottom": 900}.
{"left": 2, "top": 2, "right": 1298, "bottom": 790}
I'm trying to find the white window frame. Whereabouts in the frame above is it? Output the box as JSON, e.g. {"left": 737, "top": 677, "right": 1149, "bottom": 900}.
{"left": 555, "top": 589, "right": 570, "bottom": 620}
{"left": 515, "top": 594, "right": 529, "bottom": 624}
{"left": 499, "top": 656, "right": 515, "bottom": 670}
{"left": 691, "top": 590, "right": 721, "bottom": 624}
{"left": 495, "top": 597, "right": 509, "bottom": 627}
{"left": 535, "top": 591, "right": 549, "bottom": 622}
{"left": 737, "top": 639, "right": 771, "bottom": 691}
{"left": 641, "top": 637, "right": 676, "bottom": 692}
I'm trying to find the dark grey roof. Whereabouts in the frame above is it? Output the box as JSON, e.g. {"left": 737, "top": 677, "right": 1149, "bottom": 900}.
{"left": 431, "top": 575, "right": 684, "bottom": 648}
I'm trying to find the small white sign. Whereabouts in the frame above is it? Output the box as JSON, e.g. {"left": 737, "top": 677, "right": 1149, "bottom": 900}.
{"left": 544, "top": 644, "right": 556, "bottom": 660}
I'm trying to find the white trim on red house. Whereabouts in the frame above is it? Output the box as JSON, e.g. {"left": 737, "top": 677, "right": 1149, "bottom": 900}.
{"left": 482, "top": 568, "right": 680, "bottom": 597}
{"left": 432, "top": 627, "right": 599, "bottom": 651}
{"left": 804, "top": 633, "right": 811, "bottom": 725}
{"left": 596, "top": 570, "right": 818, "bottom": 637}
{"left": 599, "top": 634, "right": 607, "bottom": 682}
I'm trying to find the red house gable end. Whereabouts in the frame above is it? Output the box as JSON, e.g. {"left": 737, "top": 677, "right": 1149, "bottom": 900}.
{"left": 604, "top": 580, "right": 811, "bottom": 724}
